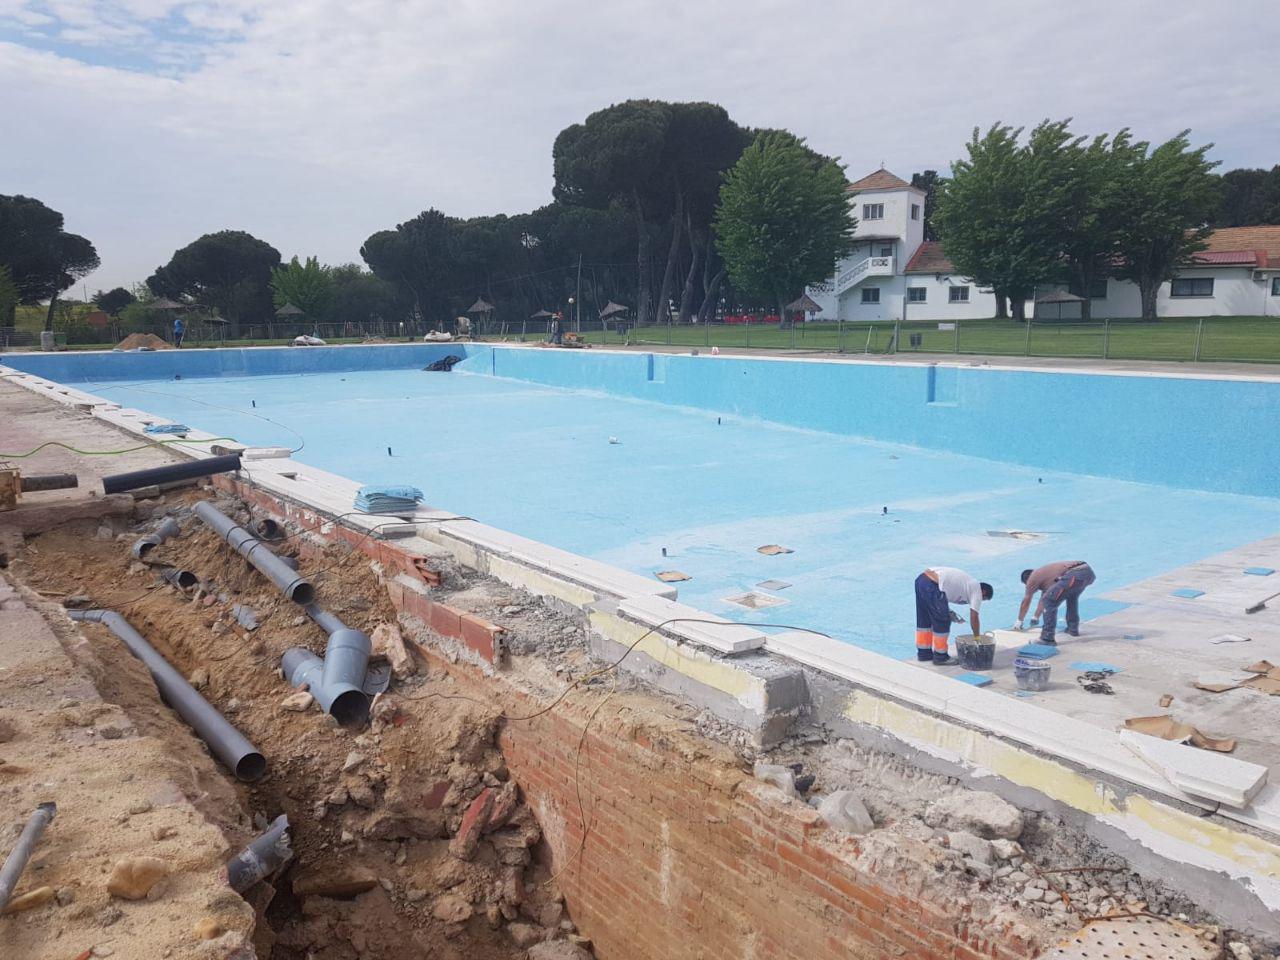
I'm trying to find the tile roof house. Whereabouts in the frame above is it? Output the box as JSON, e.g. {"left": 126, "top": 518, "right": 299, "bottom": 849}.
{"left": 805, "top": 171, "right": 1280, "bottom": 321}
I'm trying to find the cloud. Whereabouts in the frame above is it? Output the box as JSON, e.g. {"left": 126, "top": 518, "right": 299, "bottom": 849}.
{"left": 1, "top": 0, "right": 1277, "bottom": 291}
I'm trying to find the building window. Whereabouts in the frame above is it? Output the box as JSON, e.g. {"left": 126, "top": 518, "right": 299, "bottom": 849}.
{"left": 907, "top": 287, "right": 927, "bottom": 303}
{"left": 879, "top": 246, "right": 893, "bottom": 258}
{"left": 911, "top": 203, "right": 921, "bottom": 221}
{"left": 862, "top": 203, "right": 884, "bottom": 220}
{"left": 1170, "top": 277, "right": 1214, "bottom": 298}
{"left": 949, "top": 286, "right": 970, "bottom": 303}
{"left": 1272, "top": 277, "right": 1280, "bottom": 296}
{"left": 861, "top": 287, "right": 880, "bottom": 304}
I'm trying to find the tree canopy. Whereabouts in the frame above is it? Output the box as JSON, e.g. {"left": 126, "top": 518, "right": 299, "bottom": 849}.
{"left": 1113, "top": 131, "right": 1220, "bottom": 320}
{"left": 94, "top": 286, "right": 136, "bottom": 317}
{"left": 1212, "top": 166, "right": 1280, "bottom": 227}
{"left": 0, "top": 194, "right": 99, "bottom": 328}
{"left": 148, "top": 230, "right": 281, "bottom": 324}
{"left": 935, "top": 122, "right": 1218, "bottom": 321}
{"left": 271, "top": 256, "right": 334, "bottom": 318}
{"left": 713, "top": 132, "right": 855, "bottom": 317}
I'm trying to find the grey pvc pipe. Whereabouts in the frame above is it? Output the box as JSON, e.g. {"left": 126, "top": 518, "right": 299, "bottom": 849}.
{"left": 303, "top": 603, "right": 345, "bottom": 636}
{"left": 225, "top": 814, "right": 292, "bottom": 892}
{"left": 282, "top": 625, "right": 371, "bottom": 727}
{"left": 20, "top": 473, "right": 77, "bottom": 492}
{"left": 160, "top": 567, "right": 198, "bottom": 590}
{"left": 131, "top": 516, "right": 182, "bottom": 559}
{"left": 67, "top": 610, "right": 266, "bottom": 781}
{"left": 193, "top": 501, "right": 314, "bottom": 604}
{"left": 0, "top": 802, "right": 56, "bottom": 911}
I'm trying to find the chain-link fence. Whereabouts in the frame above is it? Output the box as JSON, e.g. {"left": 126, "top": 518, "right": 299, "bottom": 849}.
{"left": 548, "top": 317, "right": 1280, "bottom": 364}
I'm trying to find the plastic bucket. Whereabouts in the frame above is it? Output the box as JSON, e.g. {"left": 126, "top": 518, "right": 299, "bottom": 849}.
{"left": 955, "top": 633, "right": 995, "bottom": 670}
{"left": 1013, "top": 657, "right": 1052, "bottom": 691}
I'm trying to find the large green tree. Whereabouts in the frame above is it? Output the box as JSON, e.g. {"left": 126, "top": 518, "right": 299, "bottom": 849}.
{"left": 0, "top": 194, "right": 99, "bottom": 329}
{"left": 934, "top": 123, "right": 1070, "bottom": 320}
{"left": 554, "top": 100, "right": 674, "bottom": 326}
{"left": 329, "top": 264, "right": 410, "bottom": 325}
{"left": 910, "top": 170, "right": 943, "bottom": 241}
{"left": 1052, "top": 129, "right": 1143, "bottom": 321}
{"left": 148, "top": 230, "right": 280, "bottom": 324}
{"left": 713, "top": 132, "right": 855, "bottom": 322}
{"left": 1114, "top": 132, "right": 1220, "bottom": 321}
{"left": 361, "top": 209, "right": 460, "bottom": 323}
{"left": 0, "top": 265, "right": 19, "bottom": 325}
{"left": 271, "top": 255, "right": 334, "bottom": 319}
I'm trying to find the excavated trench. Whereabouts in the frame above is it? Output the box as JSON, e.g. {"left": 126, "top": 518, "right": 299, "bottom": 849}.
{"left": 9, "top": 490, "right": 588, "bottom": 960}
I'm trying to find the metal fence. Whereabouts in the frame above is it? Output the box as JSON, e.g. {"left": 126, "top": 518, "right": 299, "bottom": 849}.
{"left": 522, "top": 317, "right": 1280, "bottom": 365}
{"left": 12, "top": 315, "right": 1280, "bottom": 365}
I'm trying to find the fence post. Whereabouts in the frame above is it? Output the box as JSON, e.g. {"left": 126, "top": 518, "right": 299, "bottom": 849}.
{"left": 837, "top": 319, "right": 845, "bottom": 353}
{"left": 666, "top": 317, "right": 672, "bottom": 346}
{"left": 891, "top": 320, "right": 900, "bottom": 355}
{"left": 790, "top": 322, "right": 796, "bottom": 350}
{"left": 1024, "top": 320, "right": 1032, "bottom": 356}
{"left": 705, "top": 322, "right": 710, "bottom": 348}
{"left": 1193, "top": 318, "right": 1204, "bottom": 362}
{"left": 1103, "top": 320, "right": 1110, "bottom": 359}
{"left": 954, "top": 321, "right": 961, "bottom": 354}
{"left": 745, "top": 323, "right": 751, "bottom": 348}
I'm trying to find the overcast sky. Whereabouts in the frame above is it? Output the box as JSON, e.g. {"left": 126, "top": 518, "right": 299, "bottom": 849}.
{"left": 2, "top": 0, "right": 1277, "bottom": 293}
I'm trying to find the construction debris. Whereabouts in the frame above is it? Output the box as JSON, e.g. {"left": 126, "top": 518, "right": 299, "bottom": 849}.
{"left": 1123, "top": 715, "right": 1237, "bottom": 752}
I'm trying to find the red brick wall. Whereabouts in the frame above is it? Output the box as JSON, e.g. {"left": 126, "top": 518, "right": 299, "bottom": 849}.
{"left": 215, "top": 477, "right": 1044, "bottom": 960}
{"left": 457, "top": 667, "right": 1043, "bottom": 960}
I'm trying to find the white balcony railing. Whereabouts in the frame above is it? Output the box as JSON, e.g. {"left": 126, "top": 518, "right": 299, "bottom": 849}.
{"left": 835, "top": 256, "right": 894, "bottom": 295}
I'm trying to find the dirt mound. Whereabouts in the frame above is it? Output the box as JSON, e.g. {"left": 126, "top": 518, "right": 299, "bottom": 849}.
{"left": 116, "top": 333, "right": 173, "bottom": 351}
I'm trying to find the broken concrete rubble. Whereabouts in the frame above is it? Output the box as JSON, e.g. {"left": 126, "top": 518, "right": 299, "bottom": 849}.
{"left": 924, "top": 789, "right": 1025, "bottom": 840}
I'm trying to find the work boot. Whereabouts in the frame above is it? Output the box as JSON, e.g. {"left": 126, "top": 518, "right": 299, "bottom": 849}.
{"left": 932, "top": 654, "right": 957, "bottom": 666}
{"left": 916, "top": 649, "right": 934, "bottom": 662}
{"left": 1066, "top": 628, "right": 1080, "bottom": 637}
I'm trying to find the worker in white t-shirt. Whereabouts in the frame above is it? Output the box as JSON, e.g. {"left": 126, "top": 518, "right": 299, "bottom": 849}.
{"left": 914, "top": 566, "right": 993, "bottom": 665}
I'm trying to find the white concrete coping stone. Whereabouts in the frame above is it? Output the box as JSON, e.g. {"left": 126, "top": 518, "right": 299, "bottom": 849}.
{"left": 1119, "top": 730, "right": 1268, "bottom": 808}
{"left": 617, "top": 595, "right": 767, "bottom": 654}
{"left": 764, "top": 629, "right": 1271, "bottom": 817}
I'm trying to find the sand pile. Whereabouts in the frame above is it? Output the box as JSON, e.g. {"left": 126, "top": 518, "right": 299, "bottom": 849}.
{"left": 115, "top": 333, "right": 173, "bottom": 351}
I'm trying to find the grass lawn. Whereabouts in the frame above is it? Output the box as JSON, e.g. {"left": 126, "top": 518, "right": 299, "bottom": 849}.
{"left": 572, "top": 317, "right": 1280, "bottom": 363}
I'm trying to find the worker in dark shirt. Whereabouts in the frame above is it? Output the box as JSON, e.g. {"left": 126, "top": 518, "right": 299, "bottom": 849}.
{"left": 1016, "top": 561, "right": 1096, "bottom": 644}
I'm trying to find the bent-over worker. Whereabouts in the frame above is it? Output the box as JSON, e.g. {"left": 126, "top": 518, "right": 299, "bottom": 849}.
{"left": 914, "top": 567, "right": 993, "bottom": 666}
{"left": 1016, "top": 561, "right": 1096, "bottom": 644}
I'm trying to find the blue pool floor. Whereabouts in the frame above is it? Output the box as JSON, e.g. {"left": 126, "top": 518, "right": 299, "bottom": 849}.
{"left": 88, "top": 368, "right": 1280, "bottom": 659}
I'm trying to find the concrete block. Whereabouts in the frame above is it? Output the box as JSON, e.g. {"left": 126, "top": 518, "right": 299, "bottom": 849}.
{"left": 1119, "top": 730, "right": 1268, "bottom": 808}
{"left": 617, "top": 594, "right": 765, "bottom": 654}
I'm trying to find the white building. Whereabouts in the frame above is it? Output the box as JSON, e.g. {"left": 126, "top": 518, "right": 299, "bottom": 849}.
{"left": 809, "top": 169, "right": 1280, "bottom": 321}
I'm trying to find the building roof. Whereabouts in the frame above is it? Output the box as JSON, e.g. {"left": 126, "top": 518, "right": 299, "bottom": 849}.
{"left": 847, "top": 169, "right": 915, "bottom": 193}
{"left": 904, "top": 241, "right": 954, "bottom": 274}
{"left": 1192, "top": 226, "right": 1280, "bottom": 268}
{"left": 906, "top": 226, "right": 1280, "bottom": 275}
{"left": 1035, "top": 290, "right": 1085, "bottom": 303}
{"left": 785, "top": 293, "right": 823, "bottom": 313}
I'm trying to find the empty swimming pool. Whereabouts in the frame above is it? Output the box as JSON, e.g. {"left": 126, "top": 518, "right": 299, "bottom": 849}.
{"left": 10, "top": 343, "right": 1280, "bottom": 659}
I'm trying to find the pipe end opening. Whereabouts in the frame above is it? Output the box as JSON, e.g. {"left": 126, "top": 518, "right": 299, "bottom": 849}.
{"left": 329, "top": 690, "right": 370, "bottom": 728}
{"left": 236, "top": 752, "right": 268, "bottom": 782}
{"left": 172, "top": 570, "right": 198, "bottom": 589}
{"left": 289, "top": 582, "right": 316, "bottom": 605}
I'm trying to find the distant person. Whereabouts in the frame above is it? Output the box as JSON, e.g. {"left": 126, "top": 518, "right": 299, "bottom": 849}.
{"left": 173, "top": 316, "right": 185, "bottom": 349}
{"left": 1015, "top": 561, "right": 1096, "bottom": 644}
{"left": 915, "top": 566, "right": 992, "bottom": 665}
{"left": 548, "top": 313, "right": 563, "bottom": 345}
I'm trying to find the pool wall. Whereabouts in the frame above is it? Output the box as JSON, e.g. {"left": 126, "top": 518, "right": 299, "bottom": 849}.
{"left": 9, "top": 342, "right": 1276, "bottom": 497}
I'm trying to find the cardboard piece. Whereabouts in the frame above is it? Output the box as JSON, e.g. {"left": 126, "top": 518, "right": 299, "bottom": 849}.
{"left": 756, "top": 544, "right": 794, "bottom": 556}
{"left": 1123, "top": 715, "right": 1236, "bottom": 753}
{"left": 1158, "top": 694, "right": 1173, "bottom": 707}
{"left": 1192, "top": 681, "right": 1239, "bottom": 693}
{"left": 654, "top": 570, "right": 691, "bottom": 583}
{"left": 1245, "top": 660, "right": 1275, "bottom": 674}
{"left": 1243, "top": 675, "right": 1280, "bottom": 696}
